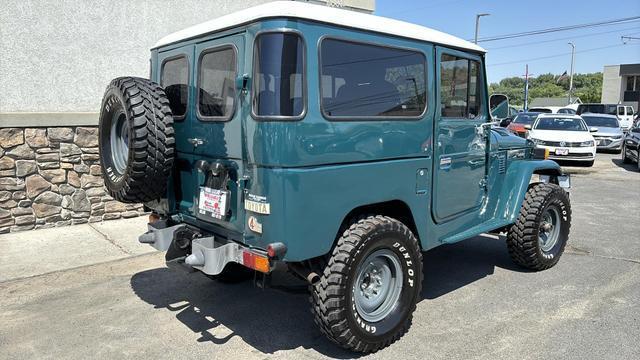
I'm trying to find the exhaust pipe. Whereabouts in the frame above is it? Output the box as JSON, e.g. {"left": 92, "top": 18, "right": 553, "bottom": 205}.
{"left": 306, "top": 272, "right": 320, "bottom": 285}
{"left": 288, "top": 263, "right": 321, "bottom": 285}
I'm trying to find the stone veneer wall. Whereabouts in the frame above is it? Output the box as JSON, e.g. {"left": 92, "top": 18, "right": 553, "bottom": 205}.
{"left": 0, "top": 127, "right": 144, "bottom": 234}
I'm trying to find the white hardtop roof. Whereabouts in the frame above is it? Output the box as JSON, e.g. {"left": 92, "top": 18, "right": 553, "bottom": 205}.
{"left": 154, "top": 1, "right": 485, "bottom": 53}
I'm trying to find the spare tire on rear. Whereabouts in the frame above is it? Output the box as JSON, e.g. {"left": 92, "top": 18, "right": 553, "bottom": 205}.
{"left": 98, "top": 77, "right": 175, "bottom": 203}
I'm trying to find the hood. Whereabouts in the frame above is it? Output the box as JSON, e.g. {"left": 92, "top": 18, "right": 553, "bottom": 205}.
{"left": 592, "top": 126, "right": 623, "bottom": 137}
{"left": 491, "top": 128, "right": 529, "bottom": 150}
{"left": 528, "top": 130, "right": 593, "bottom": 142}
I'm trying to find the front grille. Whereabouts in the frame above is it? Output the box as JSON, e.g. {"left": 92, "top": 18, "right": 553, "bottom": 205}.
{"left": 540, "top": 140, "right": 584, "bottom": 147}
{"left": 498, "top": 152, "right": 507, "bottom": 174}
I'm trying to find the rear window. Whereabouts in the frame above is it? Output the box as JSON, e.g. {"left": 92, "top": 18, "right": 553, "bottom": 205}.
{"left": 528, "top": 107, "right": 553, "bottom": 113}
{"left": 577, "top": 104, "right": 617, "bottom": 116}
{"left": 513, "top": 113, "right": 537, "bottom": 125}
{"left": 161, "top": 56, "right": 189, "bottom": 119}
{"left": 252, "top": 32, "right": 305, "bottom": 119}
{"left": 582, "top": 116, "right": 619, "bottom": 128}
{"left": 198, "top": 46, "right": 237, "bottom": 120}
{"left": 320, "top": 38, "right": 427, "bottom": 118}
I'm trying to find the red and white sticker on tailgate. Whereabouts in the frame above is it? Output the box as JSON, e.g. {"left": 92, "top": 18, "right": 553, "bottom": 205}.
{"left": 198, "top": 187, "right": 229, "bottom": 219}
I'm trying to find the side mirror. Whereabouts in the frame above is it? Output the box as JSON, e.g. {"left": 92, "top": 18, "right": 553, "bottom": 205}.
{"left": 590, "top": 127, "right": 598, "bottom": 132}
{"left": 524, "top": 124, "right": 532, "bottom": 130}
{"left": 489, "top": 94, "right": 509, "bottom": 120}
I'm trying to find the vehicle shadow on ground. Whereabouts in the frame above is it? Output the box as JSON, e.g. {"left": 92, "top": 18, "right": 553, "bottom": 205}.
{"left": 611, "top": 158, "right": 638, "bottom": 172}
{"left": 130, "top": 235, "right": 522, "bottom": 357}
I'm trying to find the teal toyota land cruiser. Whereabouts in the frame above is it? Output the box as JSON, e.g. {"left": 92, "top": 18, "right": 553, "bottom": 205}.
{"left": 98, "top": 2, "right": 572, "bottom": 353}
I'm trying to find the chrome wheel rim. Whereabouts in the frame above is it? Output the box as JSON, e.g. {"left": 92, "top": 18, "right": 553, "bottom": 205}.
{"left": 539, "top": 206, "right": 561, "bottom": 252}
{"left": 110, "top": 111, "right": 129, "bottom": 175}
{"left": 353, "top": 249, "right": 403, "bottom": 323}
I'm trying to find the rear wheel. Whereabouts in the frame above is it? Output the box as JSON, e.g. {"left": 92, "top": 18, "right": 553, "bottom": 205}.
{"left": 311, "top": 216, "right": 422, "bottom": 353}
{"left": 99, "top": 77, "right": 175, "bottom": 203}
{"left": 507, "top": 183, "right": 571, "bottom": 271}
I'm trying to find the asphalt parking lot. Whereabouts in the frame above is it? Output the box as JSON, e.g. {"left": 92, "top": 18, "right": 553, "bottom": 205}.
{"left": 1, "top": 152, "right": 638, "bottom": 360}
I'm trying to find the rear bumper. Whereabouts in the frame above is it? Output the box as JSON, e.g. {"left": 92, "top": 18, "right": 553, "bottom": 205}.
{"left": 139, "top": 222, "right": 270, "bottom": 275}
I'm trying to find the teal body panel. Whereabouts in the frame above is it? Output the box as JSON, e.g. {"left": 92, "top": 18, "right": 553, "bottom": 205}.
{"left": 149, "top": 18, "right": 563, "bottom": 262}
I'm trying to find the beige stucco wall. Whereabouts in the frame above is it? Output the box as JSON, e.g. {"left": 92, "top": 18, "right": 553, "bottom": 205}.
{"left": 0, "top": 0, "right": 375, "bottom": 117}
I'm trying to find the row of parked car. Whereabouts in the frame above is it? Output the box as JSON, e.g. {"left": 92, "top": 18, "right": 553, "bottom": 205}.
{"left": 498, "top": 104, "right": 640, "bottom": 170}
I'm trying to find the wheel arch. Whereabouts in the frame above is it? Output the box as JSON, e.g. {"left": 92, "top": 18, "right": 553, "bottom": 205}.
{"left": 336, "top": 200, "right": 421, "bottom": 249}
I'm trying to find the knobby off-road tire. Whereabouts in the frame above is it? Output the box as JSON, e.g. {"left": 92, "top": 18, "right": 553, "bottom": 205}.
{"left": 99, "top": 77, "right": 175, "bottom": 203}
{"left": 311, "top": 216, "right": 423, "bottom": 353}
{"left": 507, "top": 183, "right": 571, "bottom": 271}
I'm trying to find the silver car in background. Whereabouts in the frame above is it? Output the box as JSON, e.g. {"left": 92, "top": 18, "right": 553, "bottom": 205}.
{"left": 580, "top": 114, "right": 624, "bottom": 152}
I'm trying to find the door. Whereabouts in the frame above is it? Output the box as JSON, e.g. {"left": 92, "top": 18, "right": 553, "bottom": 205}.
{"left": 157, "top": 35, "right": 247, "bottom": 235}
{"left": 432, "top": 47, "right": 488, "bottom": 222}
{"left": 189, "top": 34, "right": 246, "bottom": 232}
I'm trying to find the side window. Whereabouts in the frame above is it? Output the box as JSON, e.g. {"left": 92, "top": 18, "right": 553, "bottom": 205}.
{"left": 440, "top": 54, "right": 484, "bottom": 119}
{"left": 253, "top": 32, "right": 305, "bottom": 119}
{"left": 161, "top": 56, "right": 189, "bottom": 119}
{"left": 198, "top": 47, "right": 237, "bottom": 120}
{"left": 320, "top": 38, "right": 427, "bottom": 118}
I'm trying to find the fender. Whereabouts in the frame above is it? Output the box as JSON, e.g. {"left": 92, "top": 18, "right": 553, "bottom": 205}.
{"left": 491, "top": 159, "right": 563, "bottom": 225}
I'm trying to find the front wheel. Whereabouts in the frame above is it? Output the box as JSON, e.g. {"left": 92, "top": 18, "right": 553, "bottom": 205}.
{"left": 311, "top": 216, "right": 422, "bottom": 353}
{"left": 507, "top": 183, "right": 571, "bottom": 271}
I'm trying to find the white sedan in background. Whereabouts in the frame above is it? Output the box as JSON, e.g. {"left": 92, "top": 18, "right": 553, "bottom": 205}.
{"left": 525, "top": 114, "right": 597, "bottom": 166}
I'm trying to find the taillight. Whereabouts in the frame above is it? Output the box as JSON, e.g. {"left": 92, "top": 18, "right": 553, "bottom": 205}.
{"left": 242, "top": 251, "right": 270, "bottom": 273}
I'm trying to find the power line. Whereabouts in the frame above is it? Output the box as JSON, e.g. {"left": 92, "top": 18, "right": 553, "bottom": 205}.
{"left": 474, "top": 16, "right": 640, "bottom": 43}
{"left": 487, "top": 43, "right": 640, "bottom": 67}
{"left": 485, "top": 25, "right": 640, "bottom": 51}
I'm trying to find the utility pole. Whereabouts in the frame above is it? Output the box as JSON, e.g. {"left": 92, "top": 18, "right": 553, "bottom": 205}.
{"left": 568, "top": 42, "right": 575, "bottom": 104}
{"left": 474, "top": 13, "right": 490, "bottom": 44}
{"left": 523, "top": 64, "right": 532, "bottom": 110}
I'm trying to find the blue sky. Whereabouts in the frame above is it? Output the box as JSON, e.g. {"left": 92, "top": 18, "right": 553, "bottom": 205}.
{"left": 375, "top": 0, "right": 640, "bottom": 83}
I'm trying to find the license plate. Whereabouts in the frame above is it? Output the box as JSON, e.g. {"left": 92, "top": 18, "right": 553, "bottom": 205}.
{"left": 555, "top": 148, "right": 569, "bottom": 156}
{"left": 198, "top": 187, "right": 229, "bottom": 219}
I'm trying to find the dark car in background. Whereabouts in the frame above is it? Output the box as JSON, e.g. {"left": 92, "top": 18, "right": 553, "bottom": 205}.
{"left": 622, "top": 122, "right": 640, "bottom": 171}
{"left": 581, "top": 114, "right": 624, "bottom": 152}
{"left": 506, "top": 112, "right": 541, "bottom": 137}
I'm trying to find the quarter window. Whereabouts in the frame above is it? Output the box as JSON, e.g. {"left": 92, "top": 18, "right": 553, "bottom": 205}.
{"left": 161, "top": 56, "right": 189, "bottom": 119}
{"left": 440, "top": 54, "right": 484, "bottom": 119}
{"left": 253, "top": 32, "right": 305, "bottom": 118}
{"left": 320, "top": 39, "right": 427, "bottom": 118}
{"left": 198, "top": 47, "right": 237, "bottom": 120}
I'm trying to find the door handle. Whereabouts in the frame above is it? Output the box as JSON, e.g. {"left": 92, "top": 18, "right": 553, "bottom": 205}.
{"left": 188, "top": 138, "right": 205, "bottom": 147}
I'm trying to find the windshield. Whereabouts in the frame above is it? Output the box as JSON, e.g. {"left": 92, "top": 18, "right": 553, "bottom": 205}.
{"left": 577, "top": 104, "right": 617, "bottom": 116}
{"left": 513, "top": 113, "right": 537, "bottom": 125}
{"left": 528, "top": 108, "right": 553, "bottom": 113}
{"left": 582, "top": 116, "right": 619, "bottom": 128}
{"left": 534, "top": 117, "right": 587, "bottom": 131}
